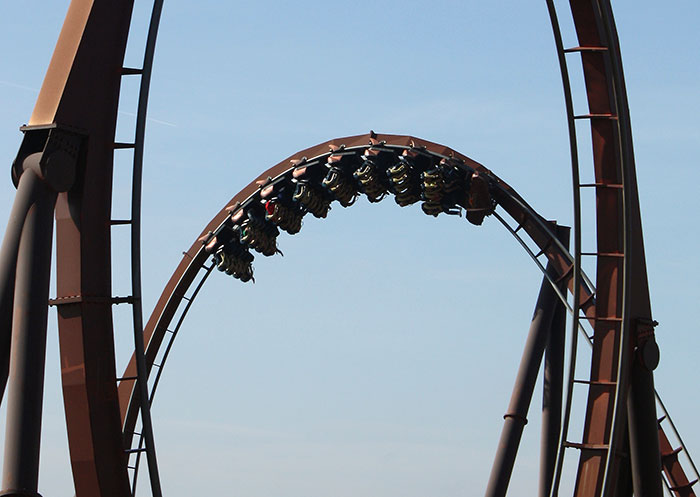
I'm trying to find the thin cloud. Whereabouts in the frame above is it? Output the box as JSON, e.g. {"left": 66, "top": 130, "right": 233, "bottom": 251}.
{"left": 118, "top": 110, "right": 177, "bottom": 128}
{"left": 0, "top": 80, "right": 39, "bottom": 93}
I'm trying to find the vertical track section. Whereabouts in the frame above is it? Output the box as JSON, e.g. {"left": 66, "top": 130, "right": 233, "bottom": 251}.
{"left": 115, "top": 0, "right": 166, "bottom": 495}
{"left": 545, "top": 1, "right": 694, "bottom": 496}
{"left": 545, "top": 0, "right": 637, "bottom": 494}
{"left": 544, "top": 3, "right": 587, "bottom": 495}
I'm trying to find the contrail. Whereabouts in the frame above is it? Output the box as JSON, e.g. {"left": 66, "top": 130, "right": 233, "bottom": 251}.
{"left": 118, "top": 110, "right": 177, "bottom": 128}
{"left": 0, "top": 80, "right": 39, "bottom": 93}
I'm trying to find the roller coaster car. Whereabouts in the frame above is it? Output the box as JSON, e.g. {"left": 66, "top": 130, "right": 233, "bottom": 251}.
{"left": 466, "top": 171, "right": 492, "bottom": 226}
{"left": 322, "top": 165, "right": 358, "bottom": 207}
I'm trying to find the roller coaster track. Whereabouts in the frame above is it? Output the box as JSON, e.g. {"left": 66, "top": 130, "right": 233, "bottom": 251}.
{"left": 0, "top": 1, "right": 697, "bottom": 497}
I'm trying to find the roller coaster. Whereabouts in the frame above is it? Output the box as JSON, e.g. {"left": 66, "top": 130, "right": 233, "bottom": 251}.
{"left": 0, "top": 1, "right": 697, "bottom": 497}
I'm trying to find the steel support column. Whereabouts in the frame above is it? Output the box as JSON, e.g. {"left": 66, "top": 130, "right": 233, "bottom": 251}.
{"left": 0, "top": 170, "right": 57, "bottom": 497}
{"left": 538, "top": 298, "right": 565, "bottom": 497}
{"left": 0, "top": 172, "right": 49, "bottom": 402}
{"left": 539, "top": 225, "right": 569, "bottom": 497}
{"left": 485, "top": 256, "right": 561, "bottom": 497}
{"left": 627, "top": 358, "right": 663, "bottom": 496}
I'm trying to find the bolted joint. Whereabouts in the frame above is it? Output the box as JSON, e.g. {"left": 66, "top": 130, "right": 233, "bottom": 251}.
{"left": 634, "top": 318, "right": 660, "bottom": 371}
{"left": 11, "top": 124, "right": 85, "bottom": 192}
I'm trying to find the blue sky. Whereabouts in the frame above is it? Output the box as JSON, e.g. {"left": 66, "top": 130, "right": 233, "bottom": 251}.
{"left": 1, "top": 1, "right": 699, "bottom": 496}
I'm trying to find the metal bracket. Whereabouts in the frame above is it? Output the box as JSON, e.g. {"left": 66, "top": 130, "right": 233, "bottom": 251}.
{"left": 12, "top": 124, "right": 86, "bottom": 192}
{"left": 48, "top": 295, "right": 135, "bottom": 306}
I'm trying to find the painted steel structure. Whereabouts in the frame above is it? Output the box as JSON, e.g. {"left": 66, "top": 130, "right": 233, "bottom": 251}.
{"left": 0, "top": 2, "right": 696, "bottom": 497}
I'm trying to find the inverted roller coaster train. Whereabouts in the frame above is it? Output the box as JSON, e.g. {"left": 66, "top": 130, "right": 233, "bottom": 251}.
{"left": 0, "top": 1, "right": 699, "bottom": 497}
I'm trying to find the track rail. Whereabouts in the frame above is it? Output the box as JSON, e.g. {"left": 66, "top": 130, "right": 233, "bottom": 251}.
{"left": 545, "top": 1, "right": 676, "bottom": 496}
{"left": 116, "top": 132, "right": 597, "bottom": 486}
{"left": 117, "top": 0, "right": 166, "bottom": 494}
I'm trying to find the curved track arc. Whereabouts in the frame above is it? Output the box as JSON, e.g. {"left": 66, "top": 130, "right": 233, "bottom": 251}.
{"left": 118, "top": 131, "right": 699, "bottom": 497}
{"left": 116, "top": 132, "right": 598, "bottom": 475}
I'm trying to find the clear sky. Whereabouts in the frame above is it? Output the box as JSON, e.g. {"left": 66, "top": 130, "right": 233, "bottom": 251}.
{"left": 1, "top": 1, "right": 699, "bottom": 496}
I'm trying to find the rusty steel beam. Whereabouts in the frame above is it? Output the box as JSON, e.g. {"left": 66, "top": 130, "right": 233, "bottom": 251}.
{"left": 596, "top": 2, "right": 663, "bottom": 492}
{"left": 566, "top": 1, "right": 662, "bottom": 496}
{"left": 24, "top": 1, "right": 136, "bottom": 496}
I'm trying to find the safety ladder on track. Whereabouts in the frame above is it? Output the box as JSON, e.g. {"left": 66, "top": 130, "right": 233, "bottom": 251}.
{"left": 111, "top": 0, "right": 166, "bottom": 495}
{"left": 545, "top": 1, "right": 698, "bottom": 496}
{"left": 546, "top": 4, "right": 625, "bottom": 495}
